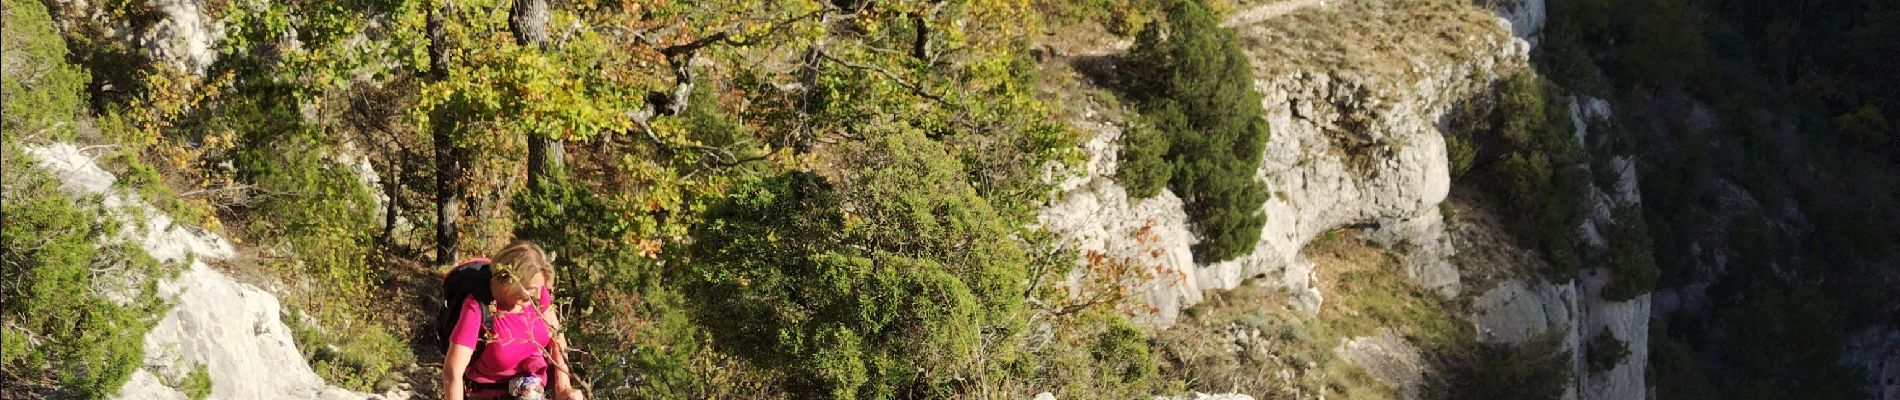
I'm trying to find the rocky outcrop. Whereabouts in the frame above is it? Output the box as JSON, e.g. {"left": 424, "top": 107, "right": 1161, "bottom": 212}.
{"left": 1337, "top": 329, "right": 1426, "bottom": 399}
{"left": 139, "top": 0, "right": 223, "bottom": 75}
{"left": 24, "top": 143, "right": 405, "bottom": 400}
{"left": 1461, "top": 93, "right": 1651, "bottom": 400}
{"left": 1039, "top": 0, "right": 1528, "bottom": 327}
{"left": 42, "top": 0, "right": 224, "bottom": 75}
{"left": 1043, "top": 0, "right": 1657, "bottom": 398}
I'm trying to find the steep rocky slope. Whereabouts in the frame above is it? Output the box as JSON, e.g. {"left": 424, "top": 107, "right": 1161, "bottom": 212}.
{"left": 22, "top": 143, "right": 406, "bottom": 400}
{"left": 1039, "top": 0, "right": 1653, "bottom": 398}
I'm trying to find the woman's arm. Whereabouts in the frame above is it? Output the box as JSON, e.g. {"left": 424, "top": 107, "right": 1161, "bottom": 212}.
{"left": 442, "top": 343, "right": 474, "bottom": 400}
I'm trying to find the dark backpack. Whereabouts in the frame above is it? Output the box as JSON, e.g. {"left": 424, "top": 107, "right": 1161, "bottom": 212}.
{"left": 436, "top": 259, "right": 497, "bottom": 359}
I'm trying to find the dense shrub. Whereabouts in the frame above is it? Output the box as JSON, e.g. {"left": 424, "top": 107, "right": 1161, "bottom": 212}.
{"left": 1474, "top": 73, "right": 1590, "bottom": 280}
{"left": 1445, "top": 134, "right": 1478, "bottom": 179}
{"left": 1036, "top": 0, "right": 1168, "bottom": 35}
{"left": 1, "top": 143, "right": 170, "bottom": 399}
{"left": 1422, "top": 331, "right": 1572, "bottom": 400}
{"left": 686, "top": 130, "right": 1031, "bottom": 399}
{"left": 1, "top": 5, "right": 171, "bottom": 398}
{"left": 1598, "top": 205, "right": 1659, "bottom": 301}
{"left": 513, "top": 168, "right": 781, "bottom": 399}
{"left": 1122, "top": 0, "right": 1272, "bottom": 263}
{"left": 283, "top": 307, "right": 408, "bottom": 392}
{"left": 218, "top": 86, "right": 409, "bottom": 392}
{"left": 180, "top": 363, "right": 213, "bottom": 400}
{"left": 0, "top": 0, "right": 91, "bottom": 141}
{"left": 1584, "top": 327, "right": 1629, "bottom": 373}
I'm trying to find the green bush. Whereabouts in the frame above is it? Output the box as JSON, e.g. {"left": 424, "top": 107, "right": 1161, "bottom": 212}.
{"left": 1445, "top": 134, "right": 1477, "bottom": 179}
{"left": 1118, "top": 114, "right": 1175, "bottom": 198}
{"left": 1, "top": 143, "right": 170, "bottom": 400}
{"left": 1, "top": 0, "right": 92, "bottom": 141}
{"left": 1037, "top": 0, "right": 1167, "bottom": 35}
{"left": 232, "top": 117, "right": 379, "bottom": 302}
{"left": 1833, "top": 105, "right": 1892, "bottom": 146}
{"left": 1584, "top": 327, "right": 1629, "bottom": 373}
{"left": 686, "top": 130, "right": 1030, "bottom": 399}
{"left": 1422, "top": 331, "right": 1572, "bottom": 400}
{"left": 180, "top": 363, "right": 213, "bottom": 400}
{"left": 282, "top": 307, "right": 408, "bottom": 392}
{"left": 218, "top": 86, "right": 404, "bottom": 392}
{"left": 1599, "top": 205, "right": 1659, "bottom": 301}
{"left": 1090, "top": 317, "right": 1160, "bottom": 387}
{"left": 1125, "top": 0, "right": 1272, "bottom": 263}
{"left": 1477, "top": 73, "right": 1589, "bottom": 280}
{"left": 514, "top": 169, "right": 779, "bottom": 398}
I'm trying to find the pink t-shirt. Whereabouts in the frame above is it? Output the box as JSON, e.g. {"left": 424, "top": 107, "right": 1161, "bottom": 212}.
{"left": 449, "top": 287, "right": 554, "bottom": 395}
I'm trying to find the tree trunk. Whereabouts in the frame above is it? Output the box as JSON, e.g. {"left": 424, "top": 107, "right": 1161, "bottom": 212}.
{"left": 430, "top": 0, "right": 461, "bottom": 264}
{"left": 381, "top": 156, "right": 402, "bottom": 245}
{"left": 513, "top": 0, "right": 563, "bottom": 189}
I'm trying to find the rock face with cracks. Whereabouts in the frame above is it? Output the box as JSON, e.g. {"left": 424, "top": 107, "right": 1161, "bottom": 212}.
{"left": 1039, "top": 0, "right": 1527, "bottom": 329}
{"left": 25, "top": 143, "right": 406, "bottom": 400}
{"left": 1041, "top": 0, "right": 1652, "bottom": 398}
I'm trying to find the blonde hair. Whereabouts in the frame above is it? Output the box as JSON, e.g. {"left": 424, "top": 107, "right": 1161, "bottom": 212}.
{"left": 491, "top": 240, "right": 554, "bottom": 299}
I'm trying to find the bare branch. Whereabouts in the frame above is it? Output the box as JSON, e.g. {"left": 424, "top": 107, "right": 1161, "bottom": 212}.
{"left": 812, "top": 49, "right": 946, "bottom": 102}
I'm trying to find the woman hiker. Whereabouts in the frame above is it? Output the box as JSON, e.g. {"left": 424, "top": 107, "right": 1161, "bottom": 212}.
{"left": 440, "top": 240, "right": 584, "bottom": 400}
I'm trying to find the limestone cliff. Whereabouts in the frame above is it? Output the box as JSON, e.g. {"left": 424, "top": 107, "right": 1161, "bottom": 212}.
{"left": 1039, "top": 0, "right": 1654, "bottom": 398}
{"left": 24, "top": 143, "right": 406, "bottom": 400}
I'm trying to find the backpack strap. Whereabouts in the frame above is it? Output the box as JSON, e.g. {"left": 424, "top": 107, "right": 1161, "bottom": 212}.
{"left": 471, "top": 302, "right": 495, "bottom": 361}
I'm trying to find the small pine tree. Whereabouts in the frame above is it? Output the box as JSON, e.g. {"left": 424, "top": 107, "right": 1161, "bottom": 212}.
{"left": 1123, "top": 0, "right": 1272, "bottom": 263}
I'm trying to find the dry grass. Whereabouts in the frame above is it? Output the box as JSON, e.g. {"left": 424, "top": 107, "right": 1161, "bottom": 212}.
{"left": 1439, "top": 188, "right": 1550, "bottom": 299}
{"left": 1155, "top": 228, "right": 1488, "bottom": 399}
{"left": 1234, "top": 0, "right": 1515, "bottom": 83}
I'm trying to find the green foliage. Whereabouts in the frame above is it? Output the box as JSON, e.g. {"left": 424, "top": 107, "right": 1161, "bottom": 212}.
{"left": 1584, "top": 327, "right": 1629, "bottom": 374}
{"left": 1537, "top": 0, "right": 1713, "bottom": 91}
{"left": 1422, "top": 330, "right": 1572, "bottom": 400}
{"left": 1833, "top": 105, "right": 1892, "bottom": 146}
{"left": 180, "top": 363, "right": 213, "bottom": 400}
{"left": 1647, "top": 324, "right": 1718, "bottom": 400}
{"left": 283, "top": 307, "right": 410, "bottom": 392}
{"left": 204, "top": 83, "right": 405, "bottom": 391}
{"left": 235, "top": 130, "right": 380, "bottom": 299}
{"left": 1124, "top": 0, "right": 1272, "bottom": 263}
{"left": 1, "top": 143, "right": 170, "bottom": 400}
{"left": 1118, "top": 115, "right": 1175, "bottom": 198}
{"left": 1714, "top": 283, "right": 1866, "bottom": 400}
{"left": 1090, "top": 317, "right": 1160, "bottom": 387}
{"left": 686, "top": 130, "right": 1031, "bottom": 399}
{"left": 1445, "top": 133, "right": 1477, "bottom": 179}
{"left": 1036, "top": 0, "right": 1167, "bottom": 35}
{"left": 1, "top": 0, "right": 92, "bottom": 141}
{"left": 1599, "top": 205, "right": 1659, "bottom": 301}
{"left": 1031, "top": 308, "right": 1168, "bottom": 398}
{"left": 1473, "top": 73, "right": 1589, "bottom": 280}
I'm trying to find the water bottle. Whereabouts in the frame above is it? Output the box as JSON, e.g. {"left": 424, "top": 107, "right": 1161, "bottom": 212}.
{"left": 509, "top": 375, "right": 546, "bottom": 400}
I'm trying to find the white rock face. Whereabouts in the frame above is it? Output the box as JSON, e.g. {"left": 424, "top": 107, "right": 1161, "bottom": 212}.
{"left": 1572, "top": 95, "right": 1650, "bottom": 400}
{"left": 1038, "top": 6, "right": 1527, "bottom": 327}
{"left": 1338, "top": 329, "right": 1426, "bottom": 400}
{"left": 1041, "top": 1, "right": 1656, "bottom": 398}
{"left": 1469, "top": 278, "right": 1583, "bottom": 400}
{"left": 1492, "top": 0, "right": 1548, "bottom": 46}
{"left": 24, "top": 143, "right": 405, "bottom": 400}
{"left": 1365, "top": 209, "right": 1461, "bottom": 298}
{"left": 138, "top": 0, "right": 224, "bottom": 75}
{"left": 1472, "top": 279, "right": 1580, "bottom": 346}
{"left": 1577, "top": 284, "right": 1649, "bottom": 400}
